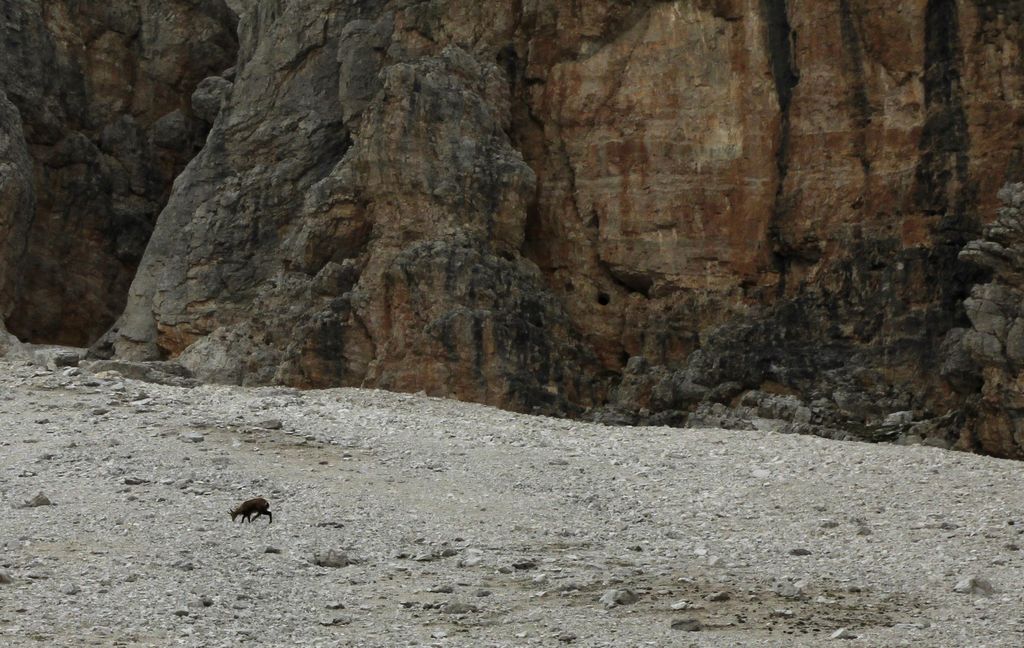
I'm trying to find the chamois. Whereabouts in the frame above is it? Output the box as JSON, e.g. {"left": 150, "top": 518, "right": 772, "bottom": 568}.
{"left": 230, "top": 497, "right": 272, "bottom": 524}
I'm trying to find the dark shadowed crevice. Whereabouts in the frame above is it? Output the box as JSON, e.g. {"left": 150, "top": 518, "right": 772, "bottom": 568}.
{"left": 913, "top": 0, "right": 980, "bottom": 327}
{"left": 914, "top": 0, "right": 971, "bottom": 224}
{"left": 761, "top": 0, "right": 798, "bottom": 121}
{"left": 760, "top": 0, "right": 800, "bottom": 292}
{"left": 837, "top": 0, "right": 871, "bottom": 174}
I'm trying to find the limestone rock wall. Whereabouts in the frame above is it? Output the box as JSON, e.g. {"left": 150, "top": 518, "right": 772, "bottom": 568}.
{"left": 0, "top": 0, "right": 237, "bottom": 345}
{"left": 6, "top": 1, "right": 1023, "bottom": 450}
{"left": 111, "top": 3, "right": 605, "bottom": 412}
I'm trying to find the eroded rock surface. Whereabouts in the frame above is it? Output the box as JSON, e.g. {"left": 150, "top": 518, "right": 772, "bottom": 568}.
{"left": 952, "top": 183, "right": 1024, "bottom": 457}
{"left": 4, "top": 2, "right": 1020, "bottom": 450}
{"left": 112, "top": 4, "right": 605, "bottom": 414}
{"left": 0, "top": 0, "right": 237, "bottom": 345}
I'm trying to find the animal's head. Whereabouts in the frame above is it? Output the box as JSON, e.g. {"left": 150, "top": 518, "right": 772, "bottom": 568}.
{"left": 229, "top": 508, "right": 238, "bottom": 521}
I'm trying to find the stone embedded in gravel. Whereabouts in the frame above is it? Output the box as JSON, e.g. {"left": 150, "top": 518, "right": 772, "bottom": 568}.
{"left": 0, "top": 570, "right": 11, "bottom": 584}
{"left": 313, "top": 550, "right": 354, "bottom": 568}
{"left": 599, "top": 588, "right": 639, "bottom": 608}
{"left": 440, "top": 601, "right": 479, "bottom": 614}
{"left": 123, "top": 477, "right": 149, "bottom": 485}
{"left": 670, "top": 600, "right": 699, "bottom": 610}
{"left": 830, "top": 627, "right": 856, "bottom": 639}
{"left": 512, "top": 559, "right": 537, "bottom": 570}
{"left": 181, "top": 432, "right": 205, "bottom": 443}
{"left": 325, "top": 602, "right": 346, "bottom": 610}
{"left": 60, "top": 583, "right": 79, "bottom": 595}
{"left": 264, "top": 546, "right": 282, "bottom": 554}
{"left": 707, "top": 591, "right": 731, "bottom": 602}
{"left": 953, "top": 576, "right": 995, "bottom": 596}
{"left": 428, "top": 584, "right": 454, "bottom": 593}
{"left": 259, "top": 419, "right": 283, "bottom": 430}
{"left": 50, "top": 350, "right": 80, "bottom": 369}
{"left": 319, "top": 615, "right": 352, "bottom": 626}
{"left": 789, "top": 548, "right": 813, "bottom": 556}
{"left": 774, "top": 579, "right": 809, "bottom": 599}
{"left": 671, "top": 618, "right": 703, "bottom": 632}
{"left": 173, "top": 609, "right": 189, "bottom": 617}
{"left": 19, "top": 492, "right": 52, "bottom": 508}
{"left": 557, "top": 631, "right": 578, "bottom": 642}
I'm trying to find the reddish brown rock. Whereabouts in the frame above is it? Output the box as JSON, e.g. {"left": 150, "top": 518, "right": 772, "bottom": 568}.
{"left": 46, "top": 1, "right": 1024, "bottom": 450}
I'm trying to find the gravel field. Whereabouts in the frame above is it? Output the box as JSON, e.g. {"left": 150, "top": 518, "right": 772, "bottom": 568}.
{"left": 1, "top": 357, "right": 1024, "bottom": 647}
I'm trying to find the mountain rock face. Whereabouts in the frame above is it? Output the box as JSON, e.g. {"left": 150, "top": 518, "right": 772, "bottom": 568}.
{"left": 0, "top": 0, "right": 237, "bottom": 345}
{"left": 3, "top": 1, "right": 1024, "bottom": 452}
{"left": 953, "top": 183, "right": 1024, "bottom": 457}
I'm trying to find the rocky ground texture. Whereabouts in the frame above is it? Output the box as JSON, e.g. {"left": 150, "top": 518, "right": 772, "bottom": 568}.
{"left": 2, "top": 355, "right": 1024, "bottom": 647}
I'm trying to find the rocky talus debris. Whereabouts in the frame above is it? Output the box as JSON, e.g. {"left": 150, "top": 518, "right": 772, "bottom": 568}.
{"left": 1, "top": 358, "right": 1024, "bottom": 645}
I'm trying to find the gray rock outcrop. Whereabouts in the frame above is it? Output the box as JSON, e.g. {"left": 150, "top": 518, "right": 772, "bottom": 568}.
{"left": 951, "top": 184, "right": 1024, "bottom": 457}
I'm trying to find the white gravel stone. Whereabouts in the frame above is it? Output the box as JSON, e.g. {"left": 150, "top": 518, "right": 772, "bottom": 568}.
{"left": 830, "top": 627, "right": 855, "bottom": 639}
{"left": 953, "top": 576, "right": 995, "bottom": 596}
{"left": 598, "top": 588, "right": 638, "bottom": 608}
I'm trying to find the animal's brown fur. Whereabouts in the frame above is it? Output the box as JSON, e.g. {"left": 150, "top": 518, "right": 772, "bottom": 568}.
{"left": 230, "top": 497, "right": 272, "bottom": 524}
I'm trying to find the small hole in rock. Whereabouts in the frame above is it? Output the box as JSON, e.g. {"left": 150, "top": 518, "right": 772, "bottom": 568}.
{"left": 597, "top": 292, "right": 610, "bottom": 306}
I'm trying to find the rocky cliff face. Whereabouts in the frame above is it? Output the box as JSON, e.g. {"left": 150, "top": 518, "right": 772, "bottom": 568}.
{"left": 952, "top": 183, "right": 1024, "bottom": 457}
{"left": 3, "top": 1, "right": 1024, "bottom": 453}
{"left": 0, "top": 0, "right": 237, "bottom": 345}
